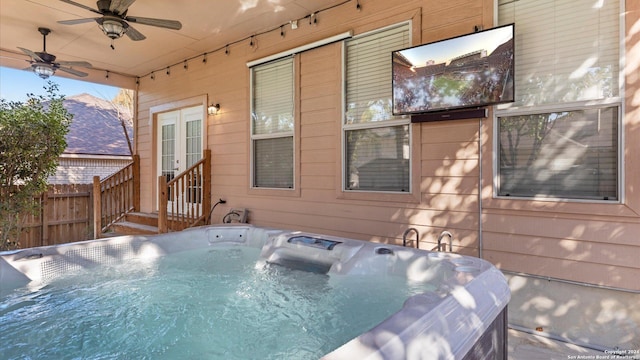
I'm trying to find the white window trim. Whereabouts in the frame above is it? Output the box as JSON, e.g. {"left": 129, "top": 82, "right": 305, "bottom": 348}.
{"left": 247, "top": 31, "right": 353, "bottom": 68}
{"left": 493, "top": 101, "right": 623, "bottom": 204}
{"left": 249, "top": 57, "right": 296, "bottom": 191}
{"left": 491, "top": 0, "right": 626, "bottom": 204}
{"left": 341, "top": 21, "right": 413, "bottom": 194}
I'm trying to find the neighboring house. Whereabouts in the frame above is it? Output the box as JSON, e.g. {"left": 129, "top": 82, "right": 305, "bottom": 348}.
{"left": 129, "top": 0, "right": 639, "bottom": 350}
{"left": 49, "top": 93, "right": 133, "bottom": 184}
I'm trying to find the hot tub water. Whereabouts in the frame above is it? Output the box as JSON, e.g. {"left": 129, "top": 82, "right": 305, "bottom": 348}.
{"left": 0, "top": 225, "right": 510, "bottom": 359}
{"left": 0, "top": 246, "right": 431, "bottom": 360}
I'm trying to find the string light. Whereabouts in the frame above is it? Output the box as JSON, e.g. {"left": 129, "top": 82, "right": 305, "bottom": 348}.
{"left": 141, "top": 0, "right": 357, "bottom": 81}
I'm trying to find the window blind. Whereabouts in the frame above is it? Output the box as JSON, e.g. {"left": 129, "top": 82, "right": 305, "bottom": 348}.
{"left": 498, "top": 106, "right": 618, "bottom": 200}
{"left": 345, "top": 125, "right": 410, "bottom": 191}
{"left": 496, "top": 0, "right": 621, "bottom": 200}
{"left": 498, "top": 0, "right": 620, "bottom": 107}
{"left": 251, "top": 57, "right": 295, "bottom": 188}
{"left": 345, "top": 24, "right": 410, "bottom": 124}
{"left": 344, "top": 23, "right": 411, "bottom": 192}
{"left": 253, "top": 137, "right": 294, "bottom": 188}
{"left": 252, "top": 57, "right": 294, "bottom": 135}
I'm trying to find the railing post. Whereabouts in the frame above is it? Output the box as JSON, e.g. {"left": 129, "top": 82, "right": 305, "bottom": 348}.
{"left": 158, "top": 175, "right": 168, "bottom": 233}
{"left": 203, "top": 149, "right": 211, "bottom": 225}
{"left": 92, "top": 176, "right": 101, "bottom": 239}
{"left": 132, "top": 155, "right": 140, "bottom": 212}
{"left": 40, "top": 190, "right": 49, "bottom": 246}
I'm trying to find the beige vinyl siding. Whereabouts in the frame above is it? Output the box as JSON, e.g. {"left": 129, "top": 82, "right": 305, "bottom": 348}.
{"left": 131, "top": 0, "right": 640, "bottom": 290}
{"left": 300, "top": 44, "right": 340, "bottom": 196}
{"left": 481, "top": 0, "right": 636, "bottom": 289}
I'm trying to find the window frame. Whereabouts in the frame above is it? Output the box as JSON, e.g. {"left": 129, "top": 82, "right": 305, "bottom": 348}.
{"left": 249, "top": 56, "right": 299, "bottom": 194}
{"left": 340, "top": 21, "right": 419, "bottom": 199}
{"left": 493, "top": 0, "right": 625, "bottom": 203}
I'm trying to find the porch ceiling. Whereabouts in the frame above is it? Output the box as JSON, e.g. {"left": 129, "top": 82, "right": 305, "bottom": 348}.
{"left": 0, "top": 0, "right": 345, "bottom": 87}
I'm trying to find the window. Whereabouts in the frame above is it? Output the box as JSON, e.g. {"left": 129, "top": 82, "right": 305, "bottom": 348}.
{"left": 344, "top": 23, "right": 411, "bottom": 192}
{"left": 496, "top": 0, "right": 621, "bottom": 200}
{"left": 499, "top": 106, "right": 618, "bottom": 200}
{"left": 251, "top": 57, "right": 294, "bottom": 188}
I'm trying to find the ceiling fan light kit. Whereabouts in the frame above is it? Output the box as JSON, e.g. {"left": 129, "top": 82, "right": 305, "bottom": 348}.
{"left": 18, "top": 27, "right": 92, "bottom": 79}
{"left": 34, "top": 64, "right": 55, "bottom": 79}
{"left": 57, "top": 0, "right": 182, "bottom": 48}
{"left": 100, "top": 18, "right": 126, "bottom": 39}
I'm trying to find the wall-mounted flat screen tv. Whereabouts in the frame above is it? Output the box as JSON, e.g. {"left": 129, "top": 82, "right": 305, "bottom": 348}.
{"left": 392, "top": 24, "right": 514, "bottom": 115}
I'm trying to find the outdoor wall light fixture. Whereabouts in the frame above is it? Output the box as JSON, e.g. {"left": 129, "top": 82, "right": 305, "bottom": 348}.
{"left": 208, "top": 103, "right": 220, "bottom": 115}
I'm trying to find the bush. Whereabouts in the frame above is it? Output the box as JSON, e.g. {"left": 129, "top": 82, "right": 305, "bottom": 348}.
{"left": 0, "top": 83, "right": 72, "bottom": 251}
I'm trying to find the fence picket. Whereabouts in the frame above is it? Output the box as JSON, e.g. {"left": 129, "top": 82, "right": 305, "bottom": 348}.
{"left": 17, "top": 184, "right": 92, "bottom": 249}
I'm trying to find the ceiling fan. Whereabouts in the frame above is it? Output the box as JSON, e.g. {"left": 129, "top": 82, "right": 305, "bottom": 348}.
{"left": 19, "top": 27, "right": 92, "bottom": 79}
{"left": 58, "top": 0, "right": 182, "bottom": 47}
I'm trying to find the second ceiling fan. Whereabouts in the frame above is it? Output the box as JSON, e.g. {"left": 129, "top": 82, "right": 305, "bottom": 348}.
{"left": 58, "top": 0, "right": 182, "bottom": 48}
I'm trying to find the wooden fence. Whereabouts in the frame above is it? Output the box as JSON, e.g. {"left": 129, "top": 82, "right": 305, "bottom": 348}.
{"left": 18, "top": 184, "right": 93, "bottom": 249}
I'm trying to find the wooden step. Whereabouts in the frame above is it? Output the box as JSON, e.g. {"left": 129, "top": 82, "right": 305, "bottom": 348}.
{"left": 110, "top": 221, "right": 158, "bottom": 235}
{"left": 124, "top": 212, "right": 158, "bottom": 227}
{"left": 103, "top": 212, "right": 197, "bottom": 237}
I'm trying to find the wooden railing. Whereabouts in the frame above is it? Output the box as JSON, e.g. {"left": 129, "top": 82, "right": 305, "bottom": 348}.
{"left": 92, "top": 155, "right": 140, "bottom": 238}
{"left": 158, "top": 149, "right": 211, "bottom": 233}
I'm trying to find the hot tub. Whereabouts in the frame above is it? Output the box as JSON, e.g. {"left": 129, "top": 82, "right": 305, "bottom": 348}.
{"left": 0, "top": 225, "right": 510, "bottom": 359}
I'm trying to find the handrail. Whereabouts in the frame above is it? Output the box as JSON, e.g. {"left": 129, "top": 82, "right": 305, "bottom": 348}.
{"left": 158, "top": 149, "right": 211, "bottom": 233}
{"left": 402, "top": 227, "right": 420, "bottom": 248}
{"left": 92, "top": 155, "right": 140, "bottom": 238}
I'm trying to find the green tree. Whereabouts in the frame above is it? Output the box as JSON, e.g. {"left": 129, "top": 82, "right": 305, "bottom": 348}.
{"left": 0, "top": 83, "right": 72, "bottom": 251}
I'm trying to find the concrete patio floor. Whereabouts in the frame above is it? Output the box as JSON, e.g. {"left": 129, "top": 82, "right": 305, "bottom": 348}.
{"left": 509, "top": 329, "right": 608, "bottom": 360}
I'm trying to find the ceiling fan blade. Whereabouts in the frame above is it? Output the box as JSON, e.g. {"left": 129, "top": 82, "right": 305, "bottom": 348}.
{"left": 59, "top": 0, "right": 102, "bottom": 15}
{"left": 125, "top": 16, "right": 182, "bottom": 30}
{"left": 57, "top": 60, "right": 92, "bottom": 68}
{"left": 58, "top": 18, "right": 101, "bottom": 25}
{"left": 17, "top": 47, "right": 44, "bottom": 62}
{"left": 109, "top": 0, "right": 136, "bottom": 15}
{"left": 124, "top": 24, "right": 146, "bottom": 41}
{"left": 58, "top": 66, "right": 88, "bottom": 77}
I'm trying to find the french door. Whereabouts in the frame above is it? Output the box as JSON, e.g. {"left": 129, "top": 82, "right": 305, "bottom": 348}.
{"left": 157, "top": 105, "right": 204, "bottom": 213}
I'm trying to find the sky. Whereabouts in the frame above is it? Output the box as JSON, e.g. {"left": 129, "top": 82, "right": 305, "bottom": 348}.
{"left": 397, "top": 25, "right": 513, "bottom": 66}
{"left": 0, "top": 66, "right": 121, "bottom": 103}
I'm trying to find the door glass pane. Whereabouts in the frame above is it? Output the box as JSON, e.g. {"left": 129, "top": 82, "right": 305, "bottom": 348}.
{"left": 186, "top": 119, "right": 202, "bottom": 167}
{"left": 161, "top": 123, "right": 176, "bottom": 182}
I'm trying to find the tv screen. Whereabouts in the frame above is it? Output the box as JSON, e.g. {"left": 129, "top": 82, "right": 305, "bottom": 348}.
{"left": 392, "top": 24, "right": 514, "bottom": 115}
